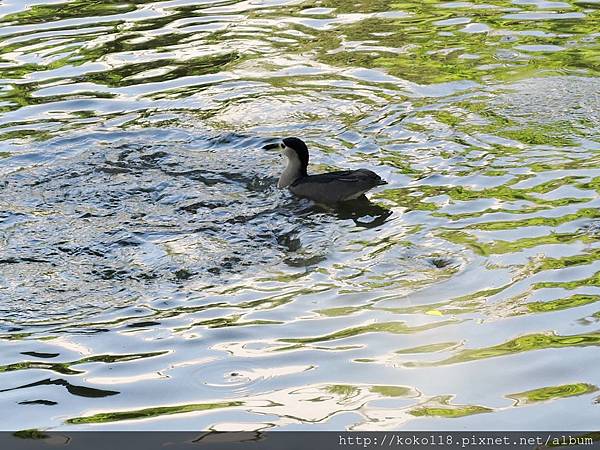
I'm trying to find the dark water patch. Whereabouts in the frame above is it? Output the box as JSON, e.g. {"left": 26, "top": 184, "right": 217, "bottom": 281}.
{"left": 2, "top": 378, "right": 119, "bottom": 398}
{"left": 18, "top": 399, "right": 58, "bottom": 406}
{"left": 126, "top": 321, "right": 161, "bottom": 328}
{"left": 20, "top": 351, "right": 60, "bottom": 359}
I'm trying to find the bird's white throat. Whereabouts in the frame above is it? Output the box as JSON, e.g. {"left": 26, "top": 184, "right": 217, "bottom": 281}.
{"left": 278, "top": 147, "right": 304, "bottom": 188}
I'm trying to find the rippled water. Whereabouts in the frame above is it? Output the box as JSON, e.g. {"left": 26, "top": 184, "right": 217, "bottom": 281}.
{"left": 1, "top": 0, "right": 600, "bottom": 431}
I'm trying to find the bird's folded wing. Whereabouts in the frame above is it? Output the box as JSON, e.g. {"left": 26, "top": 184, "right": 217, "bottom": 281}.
{"left": 292, "top": 171, "right": 364, "bottom": 185}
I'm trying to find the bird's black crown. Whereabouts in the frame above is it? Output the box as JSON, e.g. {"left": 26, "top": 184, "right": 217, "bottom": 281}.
{"left": 283, "top": 137, "right": 309, "bottom": 175}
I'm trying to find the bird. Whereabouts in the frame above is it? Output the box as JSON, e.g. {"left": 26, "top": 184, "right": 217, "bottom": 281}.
{"left": 264, "top": 137, "right": 387, "bottom": 204}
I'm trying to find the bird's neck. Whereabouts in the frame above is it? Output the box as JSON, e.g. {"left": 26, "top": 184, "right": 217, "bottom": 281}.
{"left": 278, "top": 157, "right": 306, "bottom": 188}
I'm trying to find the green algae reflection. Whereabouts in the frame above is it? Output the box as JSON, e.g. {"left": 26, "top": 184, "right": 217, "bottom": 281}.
{"left": 416, "top": 331, "right": 600, "bottom": 367}
{"left": 526, "top": 295, "right": 600, "bottom": 314}
{"left": 279, "top": 320, "right": 458, "bottom": 344}
{"left": 395, "top": 341, "right": 461, "bottom": 354}
{"left": 409, "top": 396, "right": 492, "bottom": 418}
{"left": 284, "top": 0, "right": 600, "bottom": 83}
{"left": 66, "top": 401, "right": 243, "bottom": 424}
{"left": 0, "top": 351, "right": 168, "bottom": 375}
{"left": 323, "top": 384, "right": 416, "bottom": 400}
{"left": 370, "top": 385, "right": 414, "bottom": 397}
{"left": 508, "top": 383, "right": 598, "bottom": 406}
{"left": 440, "top": 230, "right": 595, "bottom": 257}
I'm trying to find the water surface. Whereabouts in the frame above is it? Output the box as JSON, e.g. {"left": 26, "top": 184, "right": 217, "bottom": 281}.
{"left": 1, "top": 0, "right": 600, "bottom": 431}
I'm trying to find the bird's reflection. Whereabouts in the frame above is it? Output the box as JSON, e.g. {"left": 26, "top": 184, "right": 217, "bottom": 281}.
{"left": 332, "top": 195, "right": 393, "bottom": 228}
{"left": 295, "top": 195, "right": 392, "bottom": 228}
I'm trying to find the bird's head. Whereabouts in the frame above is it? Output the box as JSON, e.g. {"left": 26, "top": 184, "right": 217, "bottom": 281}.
{"left": 264, "top": 137, "right": 309, "bottom": 176}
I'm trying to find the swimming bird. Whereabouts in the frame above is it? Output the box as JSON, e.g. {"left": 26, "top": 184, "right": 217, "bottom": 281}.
{"left": 264, "top": 137, "right": 387, "bottom": 204}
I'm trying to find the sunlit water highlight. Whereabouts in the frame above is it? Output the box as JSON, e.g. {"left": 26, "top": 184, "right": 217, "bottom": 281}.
{"left": 0, "top": 0, "right": 599, "bottom": 431}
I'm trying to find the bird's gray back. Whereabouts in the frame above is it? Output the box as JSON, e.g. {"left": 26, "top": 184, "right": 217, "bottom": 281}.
{"left": 289, "top": 169, "right": 385, "bottom": 203}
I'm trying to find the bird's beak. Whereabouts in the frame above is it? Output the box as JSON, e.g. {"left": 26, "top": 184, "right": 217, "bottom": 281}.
{"left": 263, "top": 142, "right": 282, "bottom": 151}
